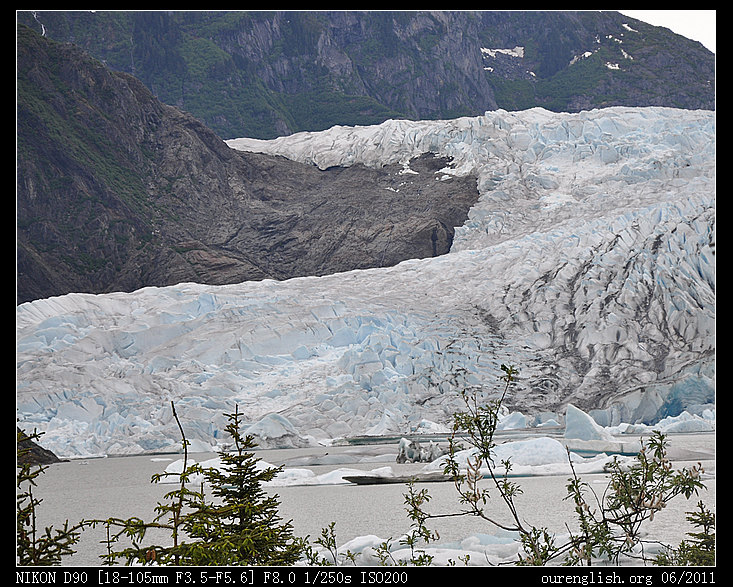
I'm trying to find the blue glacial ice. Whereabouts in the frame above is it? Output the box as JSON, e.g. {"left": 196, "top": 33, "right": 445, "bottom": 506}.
{"left": 16, "top": 107, "right": 714, "bottom": 458}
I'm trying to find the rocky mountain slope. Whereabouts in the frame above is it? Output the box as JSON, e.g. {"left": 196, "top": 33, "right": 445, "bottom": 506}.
{"left": 16, "top": 12, "right": 715, "bottom": 304}
{"left": 18, "top": 11, "right": 715, "bottom": 140}
{"left": 17, "top": 25, "right": 479, "bottom": 304}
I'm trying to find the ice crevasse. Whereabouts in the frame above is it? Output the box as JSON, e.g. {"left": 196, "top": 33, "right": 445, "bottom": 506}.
{"left": 17, "top": 106, "right": 715, "bottom": 458}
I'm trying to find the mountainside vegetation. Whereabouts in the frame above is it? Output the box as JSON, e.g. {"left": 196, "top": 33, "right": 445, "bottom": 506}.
{"left": 18, "top": 11, "right": 715, "bottom": 140}
{"left": 16, "top": 11, "right": 715, "bottom": 304}
{"left": 17, "top": 23, "right": 479, "bottom": 304}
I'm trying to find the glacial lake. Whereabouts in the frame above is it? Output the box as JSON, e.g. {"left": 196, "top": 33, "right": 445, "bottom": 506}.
{"left": 28, "top": 432, "right": 715, "bottom": 567}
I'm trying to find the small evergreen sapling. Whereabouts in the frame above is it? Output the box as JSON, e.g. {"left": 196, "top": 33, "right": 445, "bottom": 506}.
{"left": 93, "top": 403, "right": 303, "bottom": 565}
{"left": 181, "top": 405, "right": 303, "bottom": 565}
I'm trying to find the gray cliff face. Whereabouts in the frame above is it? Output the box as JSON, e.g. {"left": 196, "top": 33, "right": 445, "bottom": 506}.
{"left": 16, "top": 9, "right": 716, "bottom": 303}
{"left": 17, "top": 25, "right": 479, "bottom": 304}
{"left": 17, "top": 11, "right": 715, "bottom": 140}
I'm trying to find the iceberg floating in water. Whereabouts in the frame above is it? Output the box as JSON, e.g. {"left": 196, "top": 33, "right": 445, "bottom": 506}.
{"left": 156, "top": 403, "right": 712, "bottom": 491}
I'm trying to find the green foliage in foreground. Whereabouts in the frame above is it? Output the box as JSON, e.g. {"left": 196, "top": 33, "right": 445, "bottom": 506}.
{"left": 16, "top": 429, "right": 82, "bottom": 565}
{"left": 396, "top": 365, "right": 713, "bottom": 566}
{"left": 654, "top": 501, "right": 716, "bottom": 566}
{"left": 17, "top": 367, "right": 715, "bottom": 566}
{"left": 88, "top": 404, "right": 304, "bottom": 566}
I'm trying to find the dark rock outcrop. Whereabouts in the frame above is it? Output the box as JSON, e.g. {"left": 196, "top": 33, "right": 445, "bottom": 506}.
{"left": 17, "top": 428, "right": 63, "bottom": 465}
{"left": 17, "top": 25, "right": 479, "bottom": 304}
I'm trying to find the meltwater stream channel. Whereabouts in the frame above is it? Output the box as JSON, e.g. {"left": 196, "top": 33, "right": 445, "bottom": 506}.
{"left": 28, "top": 431, "right": 715, "bottom": 567}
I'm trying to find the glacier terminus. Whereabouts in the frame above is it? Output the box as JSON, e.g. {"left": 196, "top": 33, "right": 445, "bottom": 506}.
{"left": 16, "top": 106, "right": 715, "bottom": 458}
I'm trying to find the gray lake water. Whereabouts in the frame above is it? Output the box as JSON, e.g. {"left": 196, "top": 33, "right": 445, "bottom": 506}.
{"left": 27, "top": 433, "right": 715, "bottom": 567}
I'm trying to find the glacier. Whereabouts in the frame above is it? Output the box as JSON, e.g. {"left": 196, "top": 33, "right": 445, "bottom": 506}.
{"left": 16, "top": 106, "right": 715, "bottom": 458}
